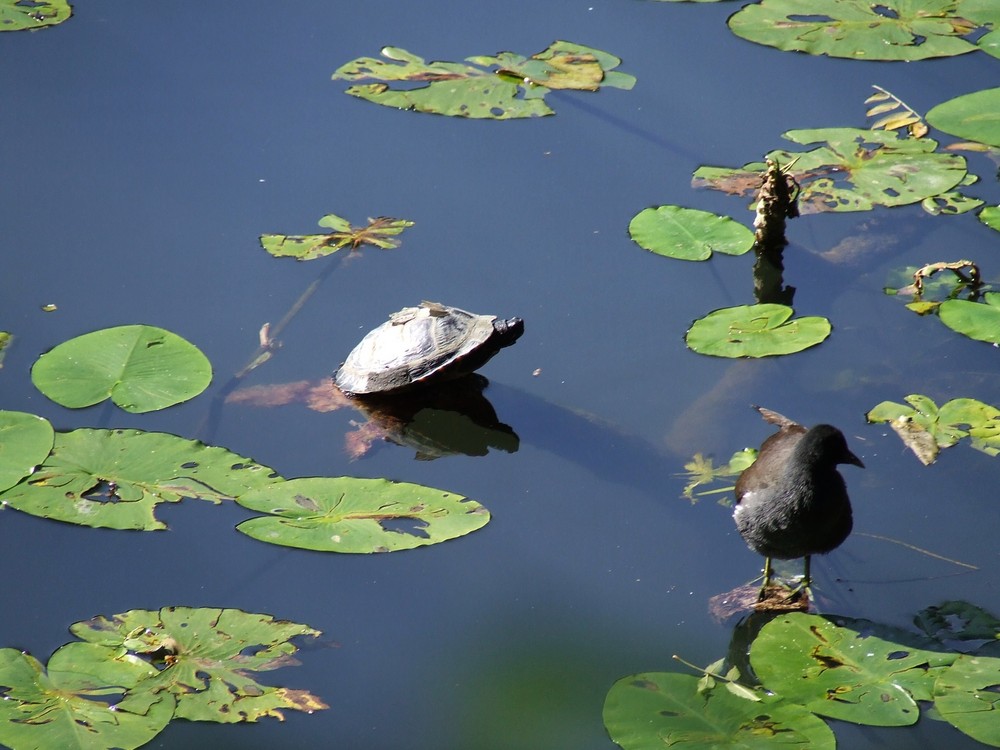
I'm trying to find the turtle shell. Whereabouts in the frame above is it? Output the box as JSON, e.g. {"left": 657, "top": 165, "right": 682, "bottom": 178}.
{"left": 334, "top": 301, "right": 523, "bottom": 396}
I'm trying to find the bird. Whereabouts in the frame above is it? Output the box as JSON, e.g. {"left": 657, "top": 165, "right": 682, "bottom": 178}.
{"left": 733, "top": 407, "right": 864, "bottom": 601}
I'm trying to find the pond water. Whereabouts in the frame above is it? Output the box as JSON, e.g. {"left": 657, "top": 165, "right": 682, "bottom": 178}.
{"left": 4, "top": 2, "right": 1000, "bottom": 748}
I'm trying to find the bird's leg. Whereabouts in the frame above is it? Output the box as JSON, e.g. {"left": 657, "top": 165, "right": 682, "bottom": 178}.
{"left": 783, "top": 556, "right": 812, "bottom": 602}
{"left": 757, "top": 556, "right": 774, "bottom": 601}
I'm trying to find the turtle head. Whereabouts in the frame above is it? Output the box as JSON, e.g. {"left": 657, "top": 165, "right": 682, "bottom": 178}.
{"left": 493, "top": 317, "right": 525, "bottom": 347}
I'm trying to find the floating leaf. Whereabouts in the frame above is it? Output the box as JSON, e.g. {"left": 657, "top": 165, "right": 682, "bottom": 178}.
{"left": 934, "top": 654, "right": 1000, "bottom": 746}
{"left": 927, "top": 87, "right": 1000, "bottom": 148}
{"left": 679, "top": 449, "right": 757, "bottom": 503}
{"left": 0, "top": 330, "right": 10, "bottom": 368}
{"left": 694, "top": 128, "right": 968, "bottom": 214}
{"left": 915, "top": 601, "right": 1000, "bottom": 643}
{"left": 628, "top": 205, "right": 754, "bottom": 261}
{"left": 867, "top": 394, "right": 1000, "bottom": 462}
{"left": 0, "top": 643, "right": 173, "bottom": 750}
{"left": 603, "top": 671, "right": 836, "bottom": 749}
{"left": 71, "top": 607, "right": 326, "bottom": 723}
{"left": 0, "top": 0, "right": 71, "bottom": 31}
{"left": 0, "top": 411, "right": 53, "bottom": 493}
{"left": 940, "top": 291, "right": 1000, "bottom": 344}
{"left": 260, "top": 213, "right": 414, "bottom": 260}
{"left": 333, "top": 41, "right": 634, "bottom": 120}
{"left": 750, "top": 613, "right": 956, "bottom": 726}
{"left": 728, "top": 0, "right": 996, "bottom": 61}
{"left": 981, "top": 206, "right": 1000, "bottom": 232}
{"left": 685, "top": 304, "right": 831, "bottom": 358}
{"left": 31, "top": 325, "right": 212, "bottom": 413}
{"left": 235, "top": 476, "right": 490, "bottom": 552}
{"left": 0, "top": 428, "right": 282, "bottom": 530}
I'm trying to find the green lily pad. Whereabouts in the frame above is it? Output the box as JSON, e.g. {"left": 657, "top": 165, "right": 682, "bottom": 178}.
{"left": 728, "top": 0, "right": 997, "bottom": 61}
{"left": 0, "top": 642, "right": 174, "bottom": 750}
{"left": 939, "top": 292, "right": 1000, "bottom": 344}
{"left": 31, "top": 325, "right": 212, "bottom": 413}
{"left": 629, "top": 205, "right": 754, "bottom": 261}
{"left": 927, "top": 87, "right": 1000, "bottom": 148}
{"left": 0, "top": 411, "right": 53, "bottom": 493}
{"left": 934, "top": 654, "right": 1000, "bottom": 746}
{"left": 867, "top": 394, "right": 1000, "bottom": 463}
{"left": 694, "top": 128, "right": 968, "bottom": 214}
{"left": 260, "top": 213, "right": 414, "bottom": 260}
{"left": 0, "top": 0, "right": 71, "bottom": 31}
{"left": 333, "top": 41, "right": 634, "bottom": 119}
{"left": 0, "top": 330, "right": 10, "bottom": 368}
{"left": 603, "top": 671, "right": 836, "bottom": 749}
{"left": 916, "top": 601, "right": 1000, "bottom": 643}
{"left": 685, "top": 304, "right": 831, "bottom": 358}
{"left": 750, "top": 613, "right": 956, "bottom": 726}
{"left": 981, "top": 206, "right": 1000, "bottom": 232}
{"left": 0, "top": 428, "right": 282, "bottom": 530}
{"left": 235, "top": 476, "right": 490, "bottom": 552}
{"left": 71, "top": 607, "right": 327, "bottom": 723}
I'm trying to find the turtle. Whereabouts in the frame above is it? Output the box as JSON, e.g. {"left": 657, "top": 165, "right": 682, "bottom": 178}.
{"left": 334, "top": 301, "right": 524, "bottom": 396}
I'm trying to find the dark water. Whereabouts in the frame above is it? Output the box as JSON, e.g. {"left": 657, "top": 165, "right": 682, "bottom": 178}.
{"left": 3, "top": 2, "right": 1000, "bottom": 748}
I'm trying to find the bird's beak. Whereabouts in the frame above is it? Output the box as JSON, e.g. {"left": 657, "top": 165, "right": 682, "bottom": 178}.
{"left": 846, "top": 451, "right": 864, "bottom": 468}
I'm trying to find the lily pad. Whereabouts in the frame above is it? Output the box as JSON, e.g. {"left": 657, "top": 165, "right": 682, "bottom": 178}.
{"left": 685, "top": 304, "right": 831, "bottom": 358}
{"left": 728, "top": 0, "right": 998, "bottom": 61}
{"left": 260, "top": 213, "right": 414, "bottom": 260}
{"left": 916, "top": 601, "right": 1000, "bottom": 643}
{"left": 629, "top": 205, "right": 754, "bottom": 261}
{"left": 981, "top": 206, "right": 1000, "bottom": 232}
{"left": 603, "top": 671, "right": 836, "bottom": 749}
{"left": 0, "top": 0, "right": 71, "bottom": 31}
{"left": 934, "top": 654, "right": 1000, "bottom": 746}
{"left": 0, "top": 330, "right": 10, "bottom": 367}
{"left": 693, "top": 128, "right": 968, "bottom": 214}
{"left": 31, "top": 325, "right": 212, "bottom": 413}
{"left": 0, "top": 411, "right": 53, "bottom": 493}
{"left": 867, "top": 394, "right": 1000, "bottom": 463}
{"left": 0, "top": 642, "right": 174, "bottom": 750}
{"left": 0, "top": 428, "right": 282, "bottom": 530}
{"left": 235, "top": 476, "right": 490, "bottom": 552}
{"left": 71, "top": 607, "right": 326, "bottom": 723}
{"left": 750, "top": 613, "right": 956, "bottom": 726}
{"left": 333, "top": 41, "right": 634, "bottom": 119}
{"left": 927, "top": 87, "right": 1000, "bottom": 148}
{"left": 939, "top": 292, "right": 1000, "bottom": 344}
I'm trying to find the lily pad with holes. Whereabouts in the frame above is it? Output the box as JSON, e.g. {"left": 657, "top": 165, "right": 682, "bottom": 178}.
{"left": 628, "top": 205, "right": 754, "bottom": 261}
{"left": 260, "top": 213, "right": 414, "bottom": 260}
{"left": 927, "top": 87, "right": 1000, "bottom": 149}
{"left": 0, "top": 642, "right": 174, "bottom": 750}
{"left": 603, "top": 671, "right": 836, "bottom": 750}
{"left": 0, "top": 0, "right": 72, "bottom": 31}
{"left": 940, "top": 292, "right": 1000, "bottom": 344}
{"left": 866, "top": 394, "right": 1000, "bottom": 463}
{"left": 0, "top": 411, "right": 53, "bottom": 493}
{"left": 235, "top": 476, "right": 490, "bottom": 552}
{"left": 934, "top": 654, "right": 1000, "bottom": 746}
{"left": 31, "top": 325, "right": 212, "bottom": 413}
{"left": 71, "top": 607, "right": 327, "bottom": 723}
{"left": 693, "top": 128, "right": 968, "bottom": 214}
{"left": 685, "top": 304, "right": 831, "bottom": 358}
{"left": 333, "top": 41, "right": 634, "bottom": 120}
{"left": 728, "top": 0, "right": 999, "bottom": 61}
{"left": 750, "top": 613, "right": 956, "bottom": 727}
{"left": 0, "top": 428, "right": 282, "bottom": 530}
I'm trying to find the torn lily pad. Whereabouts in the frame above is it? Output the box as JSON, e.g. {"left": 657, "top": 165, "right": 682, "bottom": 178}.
{"left": 235, "top": 476, "right": 490, "bottom": 552}
{"left": 333, "top": 41, "right": 635, "bottom": 119}
{"left": 685, "top": 304, "right": 831, "bottom": 358}
{"left": 728, "top": 0, "right": 999, "bottom": 61}
{"left": 261, "top": 213, "right": 414, "bottom": 260}
{"left": 71, "top": 607, "right": 327, "bottom": 723}
{"left": 0, "top": 642, "right": 174, "bottom": 750}
{"left": 866, "top": 394, "right": 1000, "bottom": 463}
{"left": 693, "top": 128, "right": 968, "bottom": 214}
{"left": 0, "top": 428, "right": 282, "bottom": 530}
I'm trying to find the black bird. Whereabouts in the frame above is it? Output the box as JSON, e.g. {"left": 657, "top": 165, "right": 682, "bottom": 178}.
{"left": 734, "top": 407, "right": 864, "bottom": 600}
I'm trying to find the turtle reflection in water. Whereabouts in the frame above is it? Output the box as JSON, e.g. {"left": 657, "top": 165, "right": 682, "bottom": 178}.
{"left": 334, "top": 301, "right": 524, "bottom": 396}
